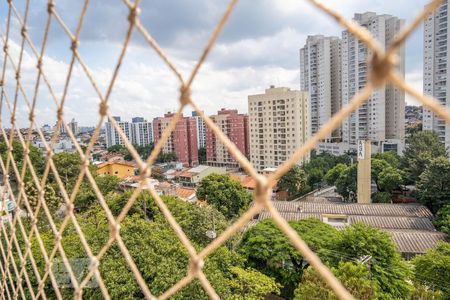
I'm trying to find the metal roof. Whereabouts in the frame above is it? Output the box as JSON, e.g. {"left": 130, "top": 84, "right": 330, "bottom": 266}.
{"left": 270, "top": 201, "right": 433, "bottom": 218}
{"left": 249, "top": 201, "right": 447, "bottom": 254}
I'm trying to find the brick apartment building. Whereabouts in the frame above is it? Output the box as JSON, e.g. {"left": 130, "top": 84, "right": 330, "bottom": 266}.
{"left": 206, "top": 108, "right": 249, "bottom": 168}
{"left": 153, "top": 112, "right": 198, "bottom": 167}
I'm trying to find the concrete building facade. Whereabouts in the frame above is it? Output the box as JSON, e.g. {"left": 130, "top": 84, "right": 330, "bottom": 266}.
{"left": 248, "top": 86, "right": 309, "bottom": 172}
{"left": 131, "top": 118, "right": 153, "bottom": 147}
{"left": 105, "top": 117, "right": 132, "bottom": 148}
{"left": 300, "top": 35, "right": 341, "bottom": 141}
{"left": 153, "top": 112, "right": 198, "bottom": 167}
{"left": 341, "top": 12, "right": 405, "bottom": 153}
{"left": 205, "top": 108, "right": 249, "bottom": 168}
{"left": 423, "top": 0, "right": 450, "bottom": 150}
{"left": 192, "top": 111, "right": 206, "bottom": 149}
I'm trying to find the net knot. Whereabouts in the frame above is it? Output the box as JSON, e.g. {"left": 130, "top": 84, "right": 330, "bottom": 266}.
{"left": 254, "top": 175, "right": 269, "bottom": 204}
{"left": 3, "top": 44, "right": 8, "bottom": 53}
{"left": 47, "top": 1, "right": 54, "bottom": 14}
{"left": 28, "top": 112, "right": 35, "bottom": 123}
{"left": 20, "top": 26, "right": 27, "bottom": 38}
{"left": 109, "top": 222, "right": 120, "bottom": 239}
{"left": 368, "top": 52, "right": 397, "bottom": 87}
{"left": 70, "top": 39, "right": 79, "bottom": 51}
{"left": 15, "top": 71, "right": 20, "bottom": 80}
{"left": 99, "top": 102, "right": 108, "bottom": 116}
{"left": 180, "top": 84, "right": 191, "bottom": 106}
{"left": 188, "top": 257, "right": 204, "bottom": 277}
{"left": 128, "top": 7, "right": 140, "bottom": 23}
{"left": 57, "top": 107, "right": 63, "bottom": 121}
{"left": 89, "top": 257, "right": 100, "bottom": 270}
{"left": 36, "top": 58, "right": 43, "bottom": 70}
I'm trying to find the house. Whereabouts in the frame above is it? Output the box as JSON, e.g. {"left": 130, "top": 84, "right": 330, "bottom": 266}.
{"left": 177, "top": 165, "right": 226, "bottom": 187}
{"left": 97, "top": 161, "right": 136, "bottom": 179}
{"left": 250, "top": 201, "right": 449, "bottom": 258}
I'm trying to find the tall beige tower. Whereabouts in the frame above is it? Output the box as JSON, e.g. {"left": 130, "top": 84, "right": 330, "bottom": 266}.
{"left": 248, "top": 86, "right": 310, "bottom": 172}
{"left": 357, "top": 140, "right": 371, "bottom": 203}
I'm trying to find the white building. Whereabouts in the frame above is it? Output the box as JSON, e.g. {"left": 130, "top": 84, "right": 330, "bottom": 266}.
{"left": 423, "top": 0, "right": 450, "bottom": 150}
{"left": 192, "top": 111, "right": 206, "bottom": 149}
{"left": 131, "top": 120, "right": 153, "bottom": 147}
{"left": 341, "top": 12, "right": 405, "bottom": 154}
{"left": 105, "top": 116, "right": 131, "bottom": 148}
{"left": 300, "top": 35, "right": 341, "bottom": 142}
{"left": 248, "top": 86, "right": 309, "bottom": 172}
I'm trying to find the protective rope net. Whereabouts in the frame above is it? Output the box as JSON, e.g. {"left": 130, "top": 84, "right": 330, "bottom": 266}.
{"left": 0, "top": 0, "right": 448, "bottom": 299}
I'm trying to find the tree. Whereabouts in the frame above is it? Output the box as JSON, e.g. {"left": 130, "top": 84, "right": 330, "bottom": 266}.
{"left": 435, "top": 205, "right": 450, "bottom": 235}
{"left": 228, "top": 267, "right": 281, "bottom": 299}
{"left": 51, "top": 152, "right": 82, "bottom": 185}
{"left": 24, "top": 181, "right": 61, "bottom": 216}
{"left": 372, "top": 151, "right": 401, "bottom": 169}
{"left": 74, "top": 175, "right": 120, "bottom": 211}
{"left": 239, "top": 218, "right": 338, "bottom": 298}
{"left": 334, "top": 223, "right": 412, "bottom": 299}
{"left": 412, "top": 242, "right": 450, "bottom": 299}
{"left": 417, "top": 157, "right": 450, "bottom": 213}
{"left": 402, "top": 131, "right": 447, "bottom": 183}
{"left": 135, "top": 143, "right": 154, "bottom": 159}
{"left": 294, "top": 262, "right": 377, "bottom": 300}
{"left": 278, "top": 165, "right": 310, "bottom": 200}
{"left": 335, "top": 164, "right": 357, "bottom": 202}
{"left": 150, "top": 166, "right": 165, "bottom": 181}
{"left": 198, "top": 147, "right": 206, "bottom": 164}
{"left": 0, "top": 141, "right": 45, "bottom": 180}
{"left": 324, "top": 163, "right": 347, "bottom": 186}
{"left": 371, "top": 158, "right": 403, "bottom": 193}
{"left": 197, "top": 174, "right": 251, "bottom": 218}
{"left": 156, "top": 152, "right": 177, "bottom": 163}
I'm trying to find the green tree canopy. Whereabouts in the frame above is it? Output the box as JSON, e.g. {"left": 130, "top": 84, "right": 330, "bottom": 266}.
{"left": 228, "top": 267, "right": 281, "bottom": 299}
{"left": 417, "top": 156, "right": 450, "bottom": 213}
{"left": 278, "top": 165, "right": 310, "bottom": 200}
{"left": 412, "top": 242, "right": 450, "bottom": 299}
{"left": 294, "top": 261, "right": 378, "bottom": 300}
{"left": 402, "top": 131, "right": 447, "bottom": 183}
{"left": 334, "top": 223, "right": 412, "bottom": 299}
{"left": 435, "top": 205, "right": 450, "bottom": 235}
{"left": 239, "top": 218, "right": 338, "bottom": 298}
{"left": 324, "top": 163, "right": 347, "bottom": 186}
{"left": 196, "top": 173, "right": 251, "bottom": 218}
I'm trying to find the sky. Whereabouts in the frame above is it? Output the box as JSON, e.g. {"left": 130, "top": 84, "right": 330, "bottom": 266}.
{"left": 0, "top": 0, "right": 431, "bottom": 128}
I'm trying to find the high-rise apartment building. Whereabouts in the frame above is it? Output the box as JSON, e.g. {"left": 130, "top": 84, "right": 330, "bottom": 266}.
{"left": 342, "top": 12, "right": 405, "bottom": 153}
{"left": 153, "top": 112, "right": 198, "bottom": 167}
{"left": 423, "top": 0, "right": 450, "bottom": 149}
{"left": 248, "top": 86, "right": 309, "bottom": 172}
{"left": 205, "top": 108, "right": 249, "bottom": 168}
{"left": 68, "top": 118, "right": 78, "bottom": 136}
{"left": 300, "top": 35, "right": 341, "bottom": 141}
{"left": 192, "top": 111, "right": 206, "bottom": 149}
{"left": 131, "top": 118, "right": 153, "bottom": 147}
{"left": 105, "top": 116, "right": 131, "bottom": 148}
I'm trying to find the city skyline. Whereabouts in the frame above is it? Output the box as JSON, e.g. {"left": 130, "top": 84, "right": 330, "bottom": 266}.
{"left": 0, "top": 1, "right": 430, "bottom": 128}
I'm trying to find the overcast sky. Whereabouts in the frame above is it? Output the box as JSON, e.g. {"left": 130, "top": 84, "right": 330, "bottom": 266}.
{"left": 0, "top": 0, "right": 431, "bottom": 127}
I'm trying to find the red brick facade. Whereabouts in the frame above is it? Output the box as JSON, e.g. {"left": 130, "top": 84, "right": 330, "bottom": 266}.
{"left": 153, "top": 112, "right": 198, "bottom": 167}
{"left": 206, "top": 108, "right": 249, "bottom": 168}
